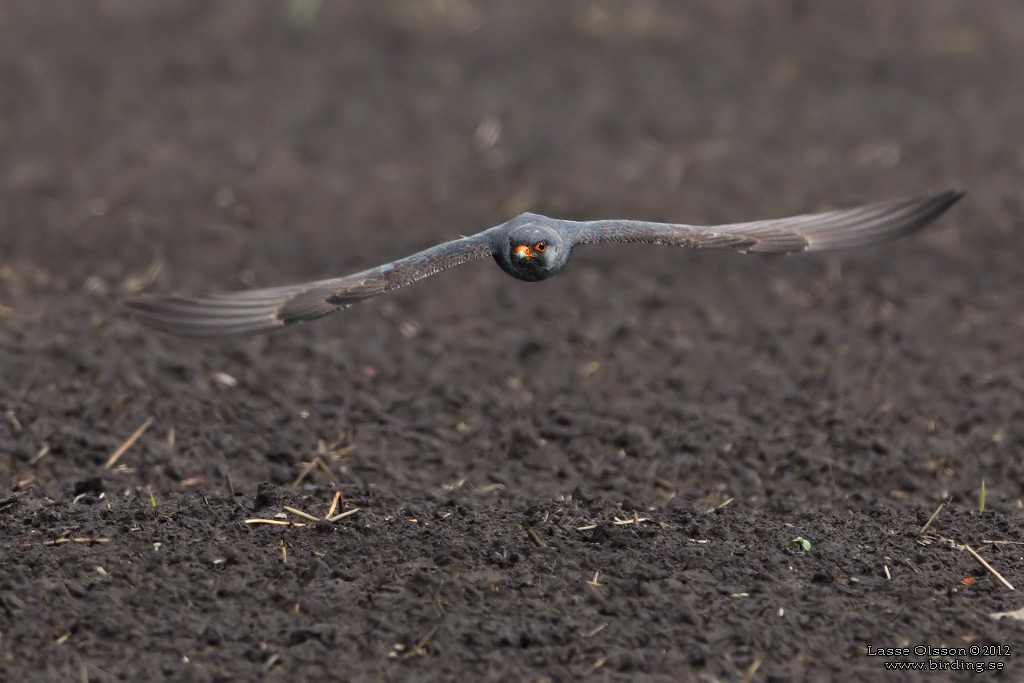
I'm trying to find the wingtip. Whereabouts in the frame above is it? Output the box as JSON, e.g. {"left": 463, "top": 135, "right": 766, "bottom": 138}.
{"left": 924, "top": 188, "right": 965, "bottom": 220}
{"left": 938, "top": 188, "right": 966, "bottom": 206}
{"left": 796, "top": 187, "right": 966, "bottom": 253}
{"left": 122, "top": 292, "right": 285, "bottom": 338}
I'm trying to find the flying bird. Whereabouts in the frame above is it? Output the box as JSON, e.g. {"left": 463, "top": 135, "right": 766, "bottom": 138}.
{"left": 126, "top": 190, "right": 962, "bottom": 337}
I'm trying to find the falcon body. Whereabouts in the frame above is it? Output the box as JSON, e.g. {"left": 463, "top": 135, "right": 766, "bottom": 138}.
{"left": 127, "top": 190, "right": 962, "bottom": 337}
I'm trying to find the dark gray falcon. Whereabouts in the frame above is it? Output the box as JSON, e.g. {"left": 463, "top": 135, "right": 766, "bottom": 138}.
{"left": 127, "top": 190, "right": 962, "bottom": 337}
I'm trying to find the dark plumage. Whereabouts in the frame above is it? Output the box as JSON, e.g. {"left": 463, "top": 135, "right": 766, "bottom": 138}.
{"left": 126, "top": 190, "right": 963, "bottom": 337}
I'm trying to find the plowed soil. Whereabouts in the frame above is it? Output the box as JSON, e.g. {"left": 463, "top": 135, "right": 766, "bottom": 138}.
{"left": 3, "top": 2, "right": 1024, "bottom": 681}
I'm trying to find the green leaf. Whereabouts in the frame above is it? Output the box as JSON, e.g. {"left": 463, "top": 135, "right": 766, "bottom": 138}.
{"left": 788, "top": 536, "right": 811, "bottom": 552}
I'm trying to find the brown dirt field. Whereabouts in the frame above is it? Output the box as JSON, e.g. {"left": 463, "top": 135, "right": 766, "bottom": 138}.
{"left": 2, "top": 2, "right": 1024, "bottom": 681}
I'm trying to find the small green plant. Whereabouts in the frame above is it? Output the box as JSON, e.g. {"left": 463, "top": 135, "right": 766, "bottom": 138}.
{"left": 788, "top": 536, "right": 811, "bottom": 552}
{"left": 979, "top": 480, "right": 986, "bottom": 515}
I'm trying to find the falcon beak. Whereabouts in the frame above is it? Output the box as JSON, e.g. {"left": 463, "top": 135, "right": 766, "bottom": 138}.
{"left": 514, "top": 245, "right": 534, "bottom": 261}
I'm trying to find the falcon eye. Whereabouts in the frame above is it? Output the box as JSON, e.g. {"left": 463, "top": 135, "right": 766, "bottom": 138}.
{"left": 534, "top": 241, "right": 547, "bottom": 252}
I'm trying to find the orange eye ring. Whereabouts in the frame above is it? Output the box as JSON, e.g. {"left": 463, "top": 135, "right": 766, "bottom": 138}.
{"left": 534, "top": 241, "right": 547, "bottom": 252}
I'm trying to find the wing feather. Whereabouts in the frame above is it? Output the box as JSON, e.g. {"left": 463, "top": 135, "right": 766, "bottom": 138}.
{"left": 570, "top": 190, "right": 962, "bottom": 254}
{"left": 125, "top": 233, "right": 496, "bottom": 338}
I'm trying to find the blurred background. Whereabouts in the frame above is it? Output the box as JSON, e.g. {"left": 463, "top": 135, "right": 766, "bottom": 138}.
{"left": 1, "top": 1, "right": 1022, "bottom": 507}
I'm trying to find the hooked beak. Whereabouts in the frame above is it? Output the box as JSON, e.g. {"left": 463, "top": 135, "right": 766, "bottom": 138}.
{"left": 514, "top": 245, "right": 534, "bottom": 261}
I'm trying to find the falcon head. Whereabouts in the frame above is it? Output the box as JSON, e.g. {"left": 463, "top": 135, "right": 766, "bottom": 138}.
{"left": 494, "top": 216, "right": 572, "bottom": 282}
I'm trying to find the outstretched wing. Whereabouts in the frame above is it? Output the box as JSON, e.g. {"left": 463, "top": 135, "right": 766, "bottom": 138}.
{"left": 569, "top": 190, "right": 962, "bottom": 254}
{"left": 125, "top": 232, "right": 496, "bottom": 337}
